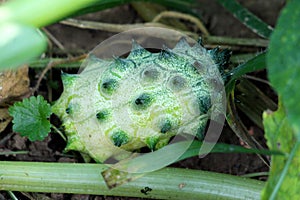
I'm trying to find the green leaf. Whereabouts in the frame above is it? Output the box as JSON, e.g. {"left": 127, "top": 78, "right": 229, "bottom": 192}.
{"left": 262, "top": 102, "right": 300, "bottom": 199}
{"left": 0, "top": 23, "right": 47, "bottom": 70}
{"left": 267, "top": 0, "right": 300, "bottom": 139}
{"left": 73, "top": 0, "right": 196, "bottom": 17}
{"left": 0, "top": 0, "right": 195, "bottom": 28}
{"left": 225, "top": 51, "right": 266, "bottom": 93}
{"left": 227, "top": 52, "right": 266, "bottom": 82}
{"left": 216, "top": 0, "right": 273, "bottom": 38}
{"left": 0, "top": 0, "right": 95, "bottom": 28}
{"left": 178, "top": 140, "right": 283, "bottom": 162}
{"left": 263, "top": 1, "right": 300, "bottom": 198}
{"left": 8, "top": 95, "right": 52, "bottom": 141}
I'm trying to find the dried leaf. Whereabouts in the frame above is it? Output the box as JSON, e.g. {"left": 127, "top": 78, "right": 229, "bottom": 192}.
{"left": 0, "top": 108, "right": 12, "bottom": 133}
{"left": 0, "top": 66, "right": 30, "bottom": 106}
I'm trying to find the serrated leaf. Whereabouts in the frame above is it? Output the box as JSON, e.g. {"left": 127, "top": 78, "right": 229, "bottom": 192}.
{"left": 267, "top": 0, "right": 300, "bottom": 139}
{"left": 262, "top": 102, "right": 300, "bottom": 199}
{"left": 8, "top": 95, "right": 52, "bottom": 141}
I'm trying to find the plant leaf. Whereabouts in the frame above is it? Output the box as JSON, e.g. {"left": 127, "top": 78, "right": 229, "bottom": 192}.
{"left": 263, "top": 1, "right": 300, "bottom": 198}
{"left": 73, "top": 0, "right": 197, "bottom": 18}
{"left": 177, "top": 140, "right": 283, "bottom": 162}
{"left": 225, "top": 51, "right": 266, "bottom": 94}
{"left": 267, "top": 0, "right": 300, "bottom": 139}
{"left": 0, "top": 0, "right": 195, "bottom": 28}
{"left": 0, "top": 23, "right": 47, "bottom": 70}
{"left": 8, "top": 95, "right": 52, "bottom": 141}
{"left": 0, "top": 0, "right": 95, "bottom": 28}
{"left": 262, "top": 102, "right": 300, "bottom": 199}
{"left": 216, "top": 0, "right": 273, "bottom": 38}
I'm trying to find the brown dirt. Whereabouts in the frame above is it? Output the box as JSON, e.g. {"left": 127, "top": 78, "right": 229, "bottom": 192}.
{"left": 0, "top": 0, "right": 285, "bottom": 199}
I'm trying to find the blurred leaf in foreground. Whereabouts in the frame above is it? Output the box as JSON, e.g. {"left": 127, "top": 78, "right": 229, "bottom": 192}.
{"left": 8, "top": 95, "right": 52, "bottom": 141}
{"left": 267, "top": 0, "right": 300, "bottom": 138}
{"left": 263, "top": 0, "right": 300, "bottom": 199}
{"left": 0, "top": 23, "right": 47, "bottom": 70}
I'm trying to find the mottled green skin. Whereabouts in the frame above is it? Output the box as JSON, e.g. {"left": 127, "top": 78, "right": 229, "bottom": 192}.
{"left": 52, "top": 38, "right": 229, "bottom": 162}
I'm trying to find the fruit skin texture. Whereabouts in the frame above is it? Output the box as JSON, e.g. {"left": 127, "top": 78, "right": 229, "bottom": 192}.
{"left": 52, "top": 38, "right": 230, "bottom": 162}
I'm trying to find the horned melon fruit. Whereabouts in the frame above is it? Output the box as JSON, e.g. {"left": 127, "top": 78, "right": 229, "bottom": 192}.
{"left": 52, "top": 38, "right": 230, "bottom": 162}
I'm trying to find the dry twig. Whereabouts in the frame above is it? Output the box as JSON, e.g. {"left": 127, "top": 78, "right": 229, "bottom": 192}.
{"left": 152, "top": 11, "right": 210, "bottom": 36}
{"left": 31, "top": 54, "right": 87, "bottom": 94}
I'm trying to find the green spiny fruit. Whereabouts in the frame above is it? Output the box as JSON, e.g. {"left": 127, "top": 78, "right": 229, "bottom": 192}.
{"left": 52, "top": 38, "right": 230, "bottom": 162}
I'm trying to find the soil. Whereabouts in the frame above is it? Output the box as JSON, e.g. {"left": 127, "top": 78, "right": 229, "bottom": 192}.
{"left": 0, "top": 0, "right": 285, "bottom": 199}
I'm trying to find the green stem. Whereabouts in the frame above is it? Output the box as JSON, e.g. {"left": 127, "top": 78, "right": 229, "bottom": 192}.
{"left": 51, "top": 124, "right": 67, "bottom": 141}
{"left": 241, "top": 172, "right": 269, "bottom": 178}
{"left": 7, "top": 191, "right": 18, "bottom": 200}
{"left": 203, "top": 35, "right": 269, "bottom": 47}
{"left": 0, "top": 161, "right": 264, "bottom": 200}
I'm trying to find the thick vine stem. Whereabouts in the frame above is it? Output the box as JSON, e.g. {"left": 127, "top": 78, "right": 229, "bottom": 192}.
{"left": 0, "top": 161, "right": 264, "bottom": 200}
